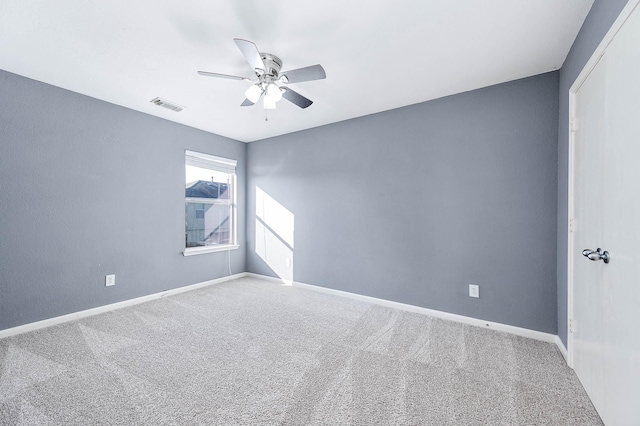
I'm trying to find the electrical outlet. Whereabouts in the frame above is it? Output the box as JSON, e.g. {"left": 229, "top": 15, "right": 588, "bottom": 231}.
{"left": 469, "top": 284, "right": 479, "bottom": 298}
{"left": 285, "top": 258, "right": 291, "bottom": 268}
{"left": 105, "top": 274, "right": 116, "bottom": 287}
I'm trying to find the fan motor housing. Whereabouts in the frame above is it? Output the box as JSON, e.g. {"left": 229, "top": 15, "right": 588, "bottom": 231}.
{"left": 260, "top": 53, "right": 282, "bottom": 78}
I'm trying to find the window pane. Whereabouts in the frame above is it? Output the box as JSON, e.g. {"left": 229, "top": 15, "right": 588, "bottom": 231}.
{"left": 185, "top": 202, "right": 232, "bottom": 247}
{"left": 185, "top": 165, "right": 230, "bottom": 200}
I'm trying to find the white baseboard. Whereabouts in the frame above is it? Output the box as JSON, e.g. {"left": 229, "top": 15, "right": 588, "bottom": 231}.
{"left": 247, "top": 273, "right": 560, "bottom": 346}
{"left": 0, "top": 272, "right": 247, "bottom": 340}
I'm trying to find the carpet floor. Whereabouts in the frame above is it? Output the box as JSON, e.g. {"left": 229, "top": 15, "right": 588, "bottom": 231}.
{"left": 0, "top": 277, "right": 601, "bottom": 425}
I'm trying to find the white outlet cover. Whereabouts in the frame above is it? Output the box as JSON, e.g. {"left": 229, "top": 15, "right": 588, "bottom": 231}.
{"left": 106, "top": 274, "right": 116, "bottom": 287}
{"left": 469, "top": 284, "right": 479, "bottom": 298}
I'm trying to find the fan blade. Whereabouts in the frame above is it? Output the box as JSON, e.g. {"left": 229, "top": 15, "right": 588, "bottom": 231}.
{"left": 282, "top": 87, "right": 313, "bottom": 109}
{"left": 281, "top": 65, "right": 326, "bottom": 84}
{"left": 240, "top": 98, "right": 255, "bottom": 107}
{"left": 197, "top": 71, "right": 251, "bottom": 81}
{"left": 234, "top": 38, "right": 265, "bottom": 73}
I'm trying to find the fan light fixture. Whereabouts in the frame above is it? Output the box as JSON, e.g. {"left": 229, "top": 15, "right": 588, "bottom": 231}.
{"left": 245, "top": 85, "right": 262, "bottom": 103}
{"left": 245, "top": 83, "right": 284, "bottom": 109}
{"left": 263, "top": 96, "right": 277, "bottom": 110}
{"left": 266, "top": 83, "right": 283, "bottom": 102}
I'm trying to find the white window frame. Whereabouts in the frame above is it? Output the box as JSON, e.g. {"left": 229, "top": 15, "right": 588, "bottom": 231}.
{"left": 183, "top": 150, "right": 239, "bottom": 256}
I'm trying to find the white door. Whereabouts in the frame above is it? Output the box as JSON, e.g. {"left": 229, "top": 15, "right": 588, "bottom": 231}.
{"left": 571, "top": 2, "right": 640, "bottom": 425}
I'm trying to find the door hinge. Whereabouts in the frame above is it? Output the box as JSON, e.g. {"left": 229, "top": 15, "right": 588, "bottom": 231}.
{"left": 570, "top": 117, "right": 580, "bottom": 133}
{"left": 569, "top": 318, "right": 576, "bottom": 333}
{"left": 569, "top": 218, "right": 576, "bottom": 233}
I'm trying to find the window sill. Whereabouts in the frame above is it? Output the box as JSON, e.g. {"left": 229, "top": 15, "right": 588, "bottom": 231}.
{"left": 183, "top": 245, "right": 239, "bottom": 256}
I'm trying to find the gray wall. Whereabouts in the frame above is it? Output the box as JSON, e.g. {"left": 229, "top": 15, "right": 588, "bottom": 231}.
{"left": 0, "top": 70, "right": 246, "bottom": 331}
{"left": 247, "top": 72, "right": 559, "bottom": 333}
{"left": 556, "top": 0, "right": 629, "bottom": 347}
{"left": 7, "top": 2, "right": 617, "bottom": 336}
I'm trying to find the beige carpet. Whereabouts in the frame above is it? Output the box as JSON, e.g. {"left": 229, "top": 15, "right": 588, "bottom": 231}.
{"left": 0, "top": 276, "right": 601, "bottom": 425}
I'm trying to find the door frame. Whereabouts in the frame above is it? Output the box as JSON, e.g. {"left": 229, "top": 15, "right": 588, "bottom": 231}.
{"left": 567, "top": 0, "right": 640, "bottom": 369}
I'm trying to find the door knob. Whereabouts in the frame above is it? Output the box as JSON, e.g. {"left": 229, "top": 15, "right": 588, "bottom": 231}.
{"left": 582, "top": 248, "right": 610, "bottom": 264}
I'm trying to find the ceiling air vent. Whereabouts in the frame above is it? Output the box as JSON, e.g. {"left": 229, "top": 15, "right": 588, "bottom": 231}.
{"left": 150, "top": 97, "right": 184, "bottom": 112}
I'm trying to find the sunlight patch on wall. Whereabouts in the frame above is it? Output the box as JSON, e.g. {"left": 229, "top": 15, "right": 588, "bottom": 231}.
{"left": 255, "top": 187, "right": 294, "bottom": 285}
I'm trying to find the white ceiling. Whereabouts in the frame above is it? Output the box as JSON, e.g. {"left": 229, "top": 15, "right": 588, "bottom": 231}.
{"left": 0, "top": 0, "right": 593, "bottom": 142}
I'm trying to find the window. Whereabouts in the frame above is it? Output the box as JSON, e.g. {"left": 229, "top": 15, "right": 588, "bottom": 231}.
{"left": 184, "top": 150, "right": 238, "bottom": 256}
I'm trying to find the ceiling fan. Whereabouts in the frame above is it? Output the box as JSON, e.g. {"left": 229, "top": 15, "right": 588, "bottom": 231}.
{"left": 198, "top": 38, "right": 326, "bottom": 110}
